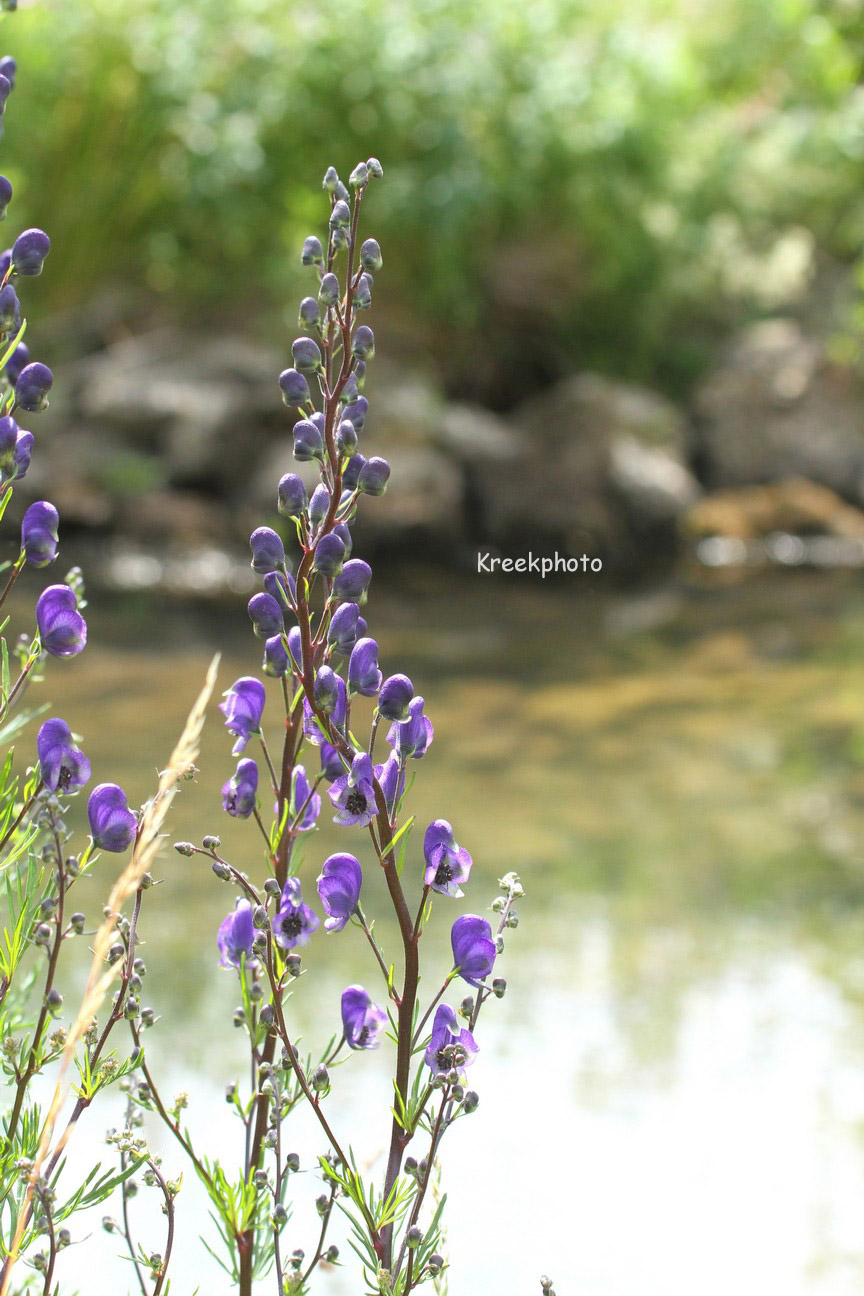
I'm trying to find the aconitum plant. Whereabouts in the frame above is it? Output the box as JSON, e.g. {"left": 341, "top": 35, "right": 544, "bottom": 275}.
{"left": 159, "top": 161, "right": 525, "bottom": 1294}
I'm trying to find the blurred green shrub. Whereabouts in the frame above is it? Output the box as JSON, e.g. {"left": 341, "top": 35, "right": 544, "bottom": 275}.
{"left": 3, "top": 0, "right": 864, "bottom": 397}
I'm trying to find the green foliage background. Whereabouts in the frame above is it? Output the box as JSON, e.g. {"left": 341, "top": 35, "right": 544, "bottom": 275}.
{"left": 2, "top": 0, "right": 863, "bottom": 398}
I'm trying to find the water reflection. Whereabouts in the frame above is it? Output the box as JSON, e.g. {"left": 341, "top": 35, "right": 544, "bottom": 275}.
{"left": 16, "top": 569, "right": 864, "bottom": 1293}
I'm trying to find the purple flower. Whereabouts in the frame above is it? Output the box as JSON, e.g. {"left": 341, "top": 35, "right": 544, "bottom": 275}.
{"left": 451, "top": 915, "right": 497, "bottom": 987}
{"left": 0, "top": 74, "right": 10, "bottom": 117}
{"left": 333, "top": 559, "right": 372, "bottom": 603}
{"left": 342, "top": 453, "right": 366, "bottom": 491}
{"left": 0, "top": 58, "right": 15, "bottom": 90}
{"left": 423, "top": 819, "right": 473, "bottom": 897}
{"left": 309, "top": 483, "right": 330, "bottom": 528}
{"left": 348, "top": 637, "right": 382, "bottom": 698}
{"left": 375, "top": 752, "right": 405, "bottom": 817}
{"left": 424, "top": 1004, "right": 479, "bottom": 1078}
{"left": 36, "top": 717, "right": 90, "bottom": 792}
{"left": 336, "top": 418, "right": 357, "bottom": 456}
{"left": 352, "top": 325, "right": 375, "bottom": 360}
{"left": 0, "top": 283, "right": 19, "bottom": 333}
{"left": 290, "top": 764, "right": 320, "bottom": 831}
{"left": 4, "top": 341, "right": 29, "bottom": 385}
{"left": 319, "top": 271, "right": 340, "bottom": 305}
{"left": 0, "top": 416, "right": 31, "bottom": 484}
{"left": 360, "top": 238, "right": 383, "bottom": 273}
{"left": 358, "top": 456, "right": 390, "bottom": 497}
{"left": 329, "top": 751, "right": 377, "bottom": 827}
{"left": 293, "top": 417, "right": 324, "bottom": 463}
{"left": 301, "top": 235, "right": 323, "bottom": 267}
{"left": 387, "top": 696, "right": 433, "bottom": 761}
{"left": 303, "top": 676, "right": 346, "bottom": 744}
{"left": 11, "top": 228, "right": 50, "bottom": 276}
{"left": 378, "top": 674, "right": 413, "bottom": 721}
{"left": 263, "top": 634, "right": 289, "bottom": 678}
{"left": 292, "top": 336, "right": 322, "bottom": 373}
{"left": 221, "top": 758, "right": 258, "bottom": 818}
{"left": 343, "top": 398, "right": 369, "bottom": 433}
{"left": 273, "top": 877, "right": 319, "bottom": 950}
{"left": 314, "top": 665, "right": 342, "bottom": 713}
{"left": 248, "top": 592, "right": 283, "bottom": 639}
{"left": 264, "top": 570, "right": 296, "bottom": 614}
{"left": 279, "top": 367, "right": 311, "bottom": 407}
{"left": 314, "top": 532, "right": 345, "bottom": 577}
{"left": 219, "top": 677, "right": 266, "bottom": 754}
{"left": 286, "top": 626, "right": 306, "bottom": 676}
{"left": 277, "top": 472, "right": 308, "bottom": 517}
{"left": 327, "top": 602, "right": 360, "bottom": 656}
{"left": 317, "top": 853, "right": 362, "bottom": 932}
{"left": 14, "top": 361, "right": 52, "bottom": 413}
{"left": 218, "top": 899, "right": 256, "bottom": 969}
{"left": 341, "top": 985, "right": 387, "bottom": 1051}
{"left": 320, "top": 742, "right": 345, "bottom": 782}
{"left": 88, "top": 783, "right": 137, "bottom": 853}
{"left": 36, "top": 585, "right": 87, "bottom": 657}
{"left": 250, "top": 526, "right": 286, "bottom": 574}
{"left": 21, "top": 500, "right": 59, "bottom": 568}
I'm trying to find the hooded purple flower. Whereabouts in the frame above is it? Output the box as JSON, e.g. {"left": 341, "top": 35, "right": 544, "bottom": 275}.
{"left": 378, "top": 674, "right": 413, "bottom": 722}
{"left": 36, "top": 718, "right": 90, "bottom": 792}
{"left": 264, "top": 570, "right": 296, "bottom": 614}
{"left": 290, "top": 764, "right": 320, "bottom": 831}
{"left": 387, "top": 696, "right": 433, "bottom": 761}
{"left": 341, "top": 985, "right": 387, "bottom": 1050}
{"left": 279, "top": 367, "right": 311, "bottom": 407}
{"left": 358, "top": 456, "right": 390, "bottom": 497}
{"left": 320, "top": 741, "right": 345, "bottom": 782}
{"left": 250, "top": 526, "right": 286, "bottom": 574}
{"left": 21, "top": 500, "right": 59, "bottom": 568}
{"left": 333, "top": 559, "right": 372, "bottom": 604}
{"left": 273, "top": 877, "right": 319, "bottom": 950}
{"left": 424, "top": 1004, "right": 479, "bottom": 1078}
{"left": 327, "top": 602, "right": 361, "bottom": 656}
{"left": 317, "top": 853, "right": 362, "bottom": 932}
{"left": 218, "top": 899, "right": 256, "bottom": 969}
{"left": 11, "top": 228, "right": 50, "bottom": 276}
{"left": 0, "top": 416, "right": 31, "bottom": 485}
{"left": 343, "top": 453, "right": 366, "bottom": 491}
{"left": 329, "top": 752, "right": 377, "bottom": 827}
{"left": 14, "top": 361, "right": 52, "bottom": 413}
{"left": 4, "top": 342, "right": 29, "bottom": 386}
{"left": 374, "top": 752, "right": 405, "bottom": 818}
{"left": 221, "top": 758, "right": 258, "bottom": 818}
{"left": 303, "top": 676, "right": 346, "bottom": 745}
{"left": 451, "top": 915, "right": 497, "bottom": 988}
{"left": 277, "top": 472, "right": 308, "bottom": 518}
{"left": 219, "top": 677, "right": 266, "bottom": 754}
{"left": 88, "top": 783, "right": 137, "bottom": 853}
{"left": 36, "top": 585, "right": 87, "bottom": 657}
{"left": 314, "top": 532, "right": 345, "bottom": 577}
{"left": 423, "top": 820, "right": 473, "bottom": 898}
{"left": 348, "top": 637, "right": 382, "bottom": 698}
{"left": 292, "top": 417, "right": 324, "bottom": 463}
{"left": 248, "top": 591, "right": 283, "bottom": 640}
{"left": 263, "top": 634, "right": 289, "bottom": 678}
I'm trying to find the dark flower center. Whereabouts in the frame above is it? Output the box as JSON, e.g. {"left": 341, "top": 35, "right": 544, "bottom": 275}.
{"left": 280, "top": 913, "right": 303, "bottom": 938}
{"left": 434, "top": 861, "right": 453, "bottom": 885}
{"left": 58, "top": 765, "right": 72, "bottom": 791}
{"left": 346, "top": 791, "right": 367, "bottom": 815}
{"left": 356, "top": 1026, "right": 369, "bottom": 1046}
{"left": 436, "top": 1048, "right": 450, "bottom": 1069}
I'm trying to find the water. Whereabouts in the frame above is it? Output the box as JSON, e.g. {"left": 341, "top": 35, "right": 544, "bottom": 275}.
{"left": 11, "top": 568, "right": 864, "bottom": 1295}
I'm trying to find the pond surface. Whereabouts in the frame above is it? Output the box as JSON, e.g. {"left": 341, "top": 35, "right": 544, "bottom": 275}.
{"left": 13, "top": 567, "right": 864, "bottom": 1295}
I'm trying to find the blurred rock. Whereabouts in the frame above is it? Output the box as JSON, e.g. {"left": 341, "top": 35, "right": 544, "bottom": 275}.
{"left": 683, "top": 478, "right": 864, "bottom": 541}
{"left": 694, "top": 319, "right": 864, "bottom": 498}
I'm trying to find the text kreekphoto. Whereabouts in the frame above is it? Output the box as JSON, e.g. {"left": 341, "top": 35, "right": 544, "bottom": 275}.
{"left": 476, "top": 551, "right": 603, "bottom": 577}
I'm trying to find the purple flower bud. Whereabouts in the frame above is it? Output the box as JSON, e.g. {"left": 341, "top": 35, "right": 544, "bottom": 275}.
{"left": 290, "top": 764, "right": 320, "bottom": 831}
{"left": 299, "top": 296, "right": 320, "bottom": 330}
{"left": 301, "top": 235, "right": 324, "bottom": 266}
{"left": 36, "top": 585, "right": 87, "bottom": 657}
{"left": 37, "top": 717, "right": 91, "bottom": 792}
{"left": 314, "top": 531, "right": 345, "bottom": 577}
{"left": 218, "top": 899, "right": 256, "bottom": 968}
{"left": 327, "top": 601, "right": 360, "bottom": 656}
{"left": 322, "top": 167, "right": 340, "bottom": 193}
{"left": 263, "top": 633, "right": 289, "bottom": 678}
{"left": 424, "top": 1004, "right": 478, "bottom": 1077}
{"left": 4, "top": 341, "right": 28, "bottom": 385}
{"left": 303, "top": 671, "right": 346, "bottom": 743}
{"left": 423, "top": 819, "right": 473, "bottom": 897}
{"left": 320, "top": 741, "right": 344, "bottom": 782}
{"left": 0, "top": 250, "right": 11, "bottom": 280}
{"left": 21, "top": 500, "right": 59, "bottom": 567}
{"left": 273, "top": 877, "right": 319, "bottom": 950}
{"left": 348, "top": 637, "right": 382, "bottom": 698}
{"left": 329, "top": 199, "right": 350, "bottom": 229}
{"left": 292, "top": 336, "right": 323, "bottom": 373}
{"left": 349, "top": 160, "right": 368, "bottom": 188}
{"left": 248, "top": 591, "right": 283, "bottom": 639}
{"left": 354, "top": 274, "right": 372, "bottom": 310}
{"left": 88, "top": 783, "right": 137, "bottom": 853}
{"left": 336, "top": 419, "right": 357, "bottom": 457}
{"left": 341, "top": 985, "right": 387, "bottom": 1050}
{"left": 451, "top": 915, "right": 497, "bottom": 987}
{"left": 309, "top": 483, "right": 330, "bottom": 528}
{"left": 358, "top": 456, "right": 390, "bottom": 497}
{"left": 0, "top": 282, "right": 18, "bottom": 332}
{"left": 286, "top": 626, "right": 305, "bottom": 675}
{"left": 332, "top": 559, "right": 372, "bottom": 603}
{"left": 277, "top": 472, "right": 308, "bottom": 518}
{"left": 340, "top": 373, "right": 360, "bottom": 405}
{"left": 333, "top": 523, "right": 352, "bottom": 558}
{"left": 0, "top": 75, "right": 11, "bottom": 117}
{"left": 0, "top": 415, "right": 31, "bottom": 483}
{"left": 378, "top": 674, "right": 414, "bottom": 722}
{"left": 0, "top": 176, "right": 11, "bottom": 220}
{"left": 317, "top": 853, "right": 362, "bottom": 932}
{"left": 314, "top": 665, "right": 341, "bottom": 713}
{"left": 249, "top": 526, "right": 285, "bottom": 574}
{"left": 219, "top": 676, "right": 266, "bottom": 754}
{"left": 264, "top": 570, "right": 296, "bottom": 613}
{"left": 0, "top": 58, "right": 16, "bottom": 90}
{"left": 318, "top": 272, "right": 340, "bottom": 307}
{"left": 292, "top": 417, "right": 324, "bottom": 463}
{"left": 14, "top": 361, "right": 52, "bottom": 413}
{"left": 375, "top": 751, "right": 405, "bottom": 817}
{"left": 367, "top": 157, "right": 383, "bottom": 179}
{"left": 329, "top": 752, "right": 377, "bottom": 827}
{"left": 222, "top": 758, "right": 258, "bottom": 818}
{"left": 387, "top": 696, "right": 433, "bottom": 761}
{"left": 11, "top": 228, "right": 50, "bottom": 276}
{"left": 343, "top": 397, "right": 369, "bottom": 433}
{"left": 342, "top": 453, "right": 367, "bottom": 491}
{"left": 279, "top": 367, "right": 311, "bottom": 407}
